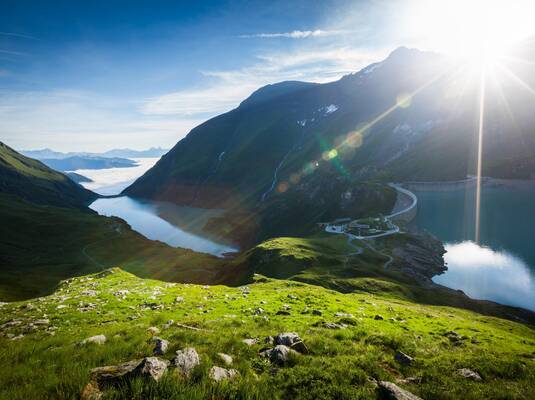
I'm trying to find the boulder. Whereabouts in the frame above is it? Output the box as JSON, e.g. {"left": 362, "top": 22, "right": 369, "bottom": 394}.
{"left": 324, "top": 322, "right": 346, "bottom": 329}
{"left": 217, "top": 353, "right": 233, "bottom": 365}
{"left": 377, "top": 381, "right": 423, "bottom": 400}
{"left": 274, "top": 332, "right": 300, "bottom": 346}
{"left": 457, "top": 368, "right": 482, "bottom": 381}
{"left": 81, "top": 335, "right": 107, "bottom": 345}
{"left": 242, "top": 338, "right": 259, "bottom": 346}
{"left": 153, "top": 338, "right": 169, "bottom": 355}
{"left": 209, "top": 366, "right": 239, "bottom": 382}
{"left": 312, "top": 309, "right": 323, "bottom": 316}
{"left": 261, "top": 344, "right": 298, "bottom": 365}
{"left": 132, "top": 357, "right": 169, "bottom": 381}
{"left": 394, "top": 351, "right": 413, "bottom": 366}
{"left": 374, "top": 314, "right": 385, "bottom": 320}
{"left": 173, "top": 347, "right": 200, "bottom": 376}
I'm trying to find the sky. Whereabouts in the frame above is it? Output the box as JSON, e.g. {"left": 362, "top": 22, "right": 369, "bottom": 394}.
{"left": 0, "top": 0, "right": 533, "bottom": 152}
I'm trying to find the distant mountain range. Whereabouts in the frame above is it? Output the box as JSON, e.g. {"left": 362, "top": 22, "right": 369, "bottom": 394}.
{"left": 39, "top": 156, "right": 137, "bottom": 172}
{"left": 21, "top": 147, "right": 169, "bottom": 160}
{"left": 125, "top": 44, "right": 535, "bottom": 214}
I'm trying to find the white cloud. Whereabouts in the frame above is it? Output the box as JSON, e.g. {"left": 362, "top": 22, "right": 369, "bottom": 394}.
{"left": 142, "top": 46, "right": 386, "bottom": 117}
{"left": 240, "top": 30, "right": 347, "bottom": 39}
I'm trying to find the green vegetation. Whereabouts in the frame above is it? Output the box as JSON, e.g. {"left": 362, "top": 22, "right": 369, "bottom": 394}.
{"left": 0, "top": 193, "right": 240, "bottom": 301}
{"left": 1, "top": 268, "right": 534, "bottom": 399}
{"left": 0, "top": 142, "right": 96, "bottom": 208}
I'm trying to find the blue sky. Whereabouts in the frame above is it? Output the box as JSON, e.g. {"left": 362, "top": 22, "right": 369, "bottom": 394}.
{"left": 0, "top": 0, "right": 531, "bottom": 151}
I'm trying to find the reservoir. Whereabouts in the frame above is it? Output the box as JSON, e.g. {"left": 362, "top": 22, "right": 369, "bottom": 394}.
{"left": 411, "top": 182, "right": 535, "bottom": 311}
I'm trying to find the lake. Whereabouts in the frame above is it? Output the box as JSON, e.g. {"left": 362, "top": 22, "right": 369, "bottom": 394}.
{"left": 411, "top": 182, "right": 535, "bottom": 311}
{"left": 81, "top": 158, "right": 238, "bottom": 258}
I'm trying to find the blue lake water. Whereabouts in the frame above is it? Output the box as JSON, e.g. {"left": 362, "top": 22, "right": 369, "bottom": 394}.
{"left": 90, "top": 196, "right": 238, "bottom": 258}
{"left": 411, "top": 184, "right": 535, "bottom": 311}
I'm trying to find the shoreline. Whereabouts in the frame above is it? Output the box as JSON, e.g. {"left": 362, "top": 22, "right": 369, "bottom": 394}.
{"left": 403, "top": 176, "right": 535, "bottom": 192}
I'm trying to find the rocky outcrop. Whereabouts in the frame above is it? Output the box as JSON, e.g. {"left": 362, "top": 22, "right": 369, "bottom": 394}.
{"left": 377, "top": 381, "right": 423, "bottom": 400}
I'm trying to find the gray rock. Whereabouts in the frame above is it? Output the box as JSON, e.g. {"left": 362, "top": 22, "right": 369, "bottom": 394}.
{"left": 394, "top": 351, "right": 413, "bottom": 366}
{"left": 209, "top": 366, "right": 239, "bottom": 382}
{"left": 254, "top": 307, "right": 264, "bottom": 315}
{"left": 217, "top": 353, "right": 233, "bottom": 365}
{"left": 147, "top": 326, "right": 160, "bottom": 335}
{"left": 377, "top": 381, "right": 422, "bottom": 400}
{"left": 275, "top": 310, "right": 291, "bottom": 316}
{"left": 175, "top": 296, "right": 184, "bottom": 303}
{"left": 153, "top": 338, "right": 169, "bottom": 355}
{"left": 324, "top": 322, "right": 346, "bottom": 329}
{"left": 374, "top": 314, "right": 385, "bottom": 320}
{"left": 335, "top": 313, "right": 353, "bottom": 318}
{"left": 242, "top": 338, "right": 259, "bottom": 346}
{"left": 287, "top": 294, "right": 298, "bottom": 300}
{"left": 274, "top": 332, "right": 301, "bottom": 346}
{"left": 133, "top": 357, "right": 169, "bottom": 381}
{"left": 173, "top": 347, "right": 200, "bottom": 376}
{"left": 261, "top": 345, "right": 295, "bottom": 365}
{"left": 81, "top": 335, "right": 107, "bottom": 345}
{"left": 457, "top": 368, "right": 482, "bottom": 381}
{"left": 290, "top": 340, "right": 309, "bottom": 354}
{"left": 312, "top": 309, "right": 323, "bottom": 316}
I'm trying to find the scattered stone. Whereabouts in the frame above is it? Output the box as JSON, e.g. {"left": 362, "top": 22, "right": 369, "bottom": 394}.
{"left": 56, "top": 305, "right": 68, "bottom": 310}
{"left": 209, "top": 366, "right": 239, "bottom": 382}
{"left": 374, "top": 314, "right": 385, "bottom": 320}
{"left": 81, "top": 335, "right": 107, "bottom": 345}
{"left": 163, "top": 320, "right": 174, "bottom": 329}
{"left": 147, "top": 326, "right": 160, "bottom": 336}
{"left": 173, "top": 347, "right": 200, "bottom": 376}
{"left": 174, "top": 296, "right": 184, "bottom": 303}
{"left": 457, "top": 368, "right": 482, "bottom": 381}
{"left": 335, "top": 313, "right": 353, "bottom": 318}
{"left": 324, "top": 322, "right": 346, "bottom": 329}
{"left": 261, "top": 345, "right": 295, "bottom": 365}
{"left": 264, "top": 336, "right": 274, "bottom": 345}
{"left": 242, "top": 338, "right": 259, "bottom": 346}
{"left": 217, "top": 353, "right": 233, "bottom": 365}
{"left": 134, "top": 357, "right": 169, "bottom": 381}
{"left": 274, "top": 332, "right": 301, "bottom": 346}
{"left": 312, "top": 309, "right": 323, "bottom": 316}
{"left": 394, "top": 351, "right": 413, "bottom": 366}
{"left": 275, "top": 310, "right": 291, "bottom": 316}
{"left": 287, "top": 294, "right": 298, "bottom": 300}
{"left": 254, "top": 307, "right": 264, "bottom": 315}
{"left": 33, "top": 319, "right": 50, "bottom": 326}
{"left": 377, "top": 381, "right": 422, "bottom": 400}
{"left": 153, "top": 338, "right": 169, "bottom": 355}
{"left": 11, "top": 334, "right": 24, "bottom": 340}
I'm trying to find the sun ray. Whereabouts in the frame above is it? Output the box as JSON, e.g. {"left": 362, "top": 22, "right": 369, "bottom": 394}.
{"left": 475, "top": 69, "right": 486, "bottom": 244}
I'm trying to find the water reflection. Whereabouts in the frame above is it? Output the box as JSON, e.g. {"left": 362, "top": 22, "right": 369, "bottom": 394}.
{"left": 90, "top": 196, "right": 238, "bottom": 257}
{"left": 434, "top": 241, "right": 535, "bottom": 310}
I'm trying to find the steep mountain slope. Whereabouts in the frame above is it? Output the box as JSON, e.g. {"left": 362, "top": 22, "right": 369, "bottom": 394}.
{"left": 125, "top": 45, "right": 535, "bottom": 212}
{"left": 0, "top": 141, "right": 96, "bottom": 208}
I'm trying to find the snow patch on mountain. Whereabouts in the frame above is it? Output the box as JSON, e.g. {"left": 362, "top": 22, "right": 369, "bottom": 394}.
{"left": 318, "top": 104, "right": 339, "bottom": 116}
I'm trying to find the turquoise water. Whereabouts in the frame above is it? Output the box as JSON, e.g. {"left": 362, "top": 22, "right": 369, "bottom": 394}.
{"left": 412, "top": 185, "right": 535, "bottom": 311}
{"left": 90, "top": 197, "right": 238, "bottom": 257}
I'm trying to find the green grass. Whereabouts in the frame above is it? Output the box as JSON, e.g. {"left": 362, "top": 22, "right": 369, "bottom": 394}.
{"left": 0, "top": 193, "right": 240, "bottom": 301}
{"left": 0, "top": 268, "right": 534, "bottom": 399}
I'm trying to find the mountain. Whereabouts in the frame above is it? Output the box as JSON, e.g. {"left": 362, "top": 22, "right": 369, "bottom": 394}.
{"left": 0, "top": 141, "right": 97, "bottom": 208}
{"left": 40, "top": 156, "right": 137, "bottom": 172}
{"left": 125, "top": 46, "right": 535, "bottom": 214}
{"left": 21, "top": 147, "right": 169, "bottom": 160}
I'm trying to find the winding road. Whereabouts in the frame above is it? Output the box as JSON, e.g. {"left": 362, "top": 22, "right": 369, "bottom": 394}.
{"left": 325, "top": 183, "right": 418, "bottom": 268}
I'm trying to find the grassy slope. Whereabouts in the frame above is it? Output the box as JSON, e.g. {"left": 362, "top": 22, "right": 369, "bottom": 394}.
{"left": 0, "top": 268, "right": 533, "bottom": 400}
{"left": 0, "top": 142, "right": 96, "bottom": 208}
{"left": 0, "top": 193, "right": 241, "bottom": 301}
{"left": 233, "top": 235, "right": 535, "bottom": 324}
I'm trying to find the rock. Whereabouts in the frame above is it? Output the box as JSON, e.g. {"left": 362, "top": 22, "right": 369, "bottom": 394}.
{"left": 263, "top": 336, "right": 274, "bottom": 345}
{"left": 290, "top": 340, "right": 309, "bottom": 354}
{"left": 457, "top": 368, "right": 482, "bottom": 381}
{"left": 274, "top": 332, "right": 301, "bottom": 346}
{"left": 335, "top": 313, "right": 353, "bottom": 318}
{"left": 56, "top": 305, "right": 68, "bottom": 310}
{"left": 88, "top": 357, "right": 168, "bottom": 393}
{"left": 312, "top": 309, "right": 323, "bottom": 316}
{"left": 173, "top": 347, "right": 200, "bottom": 376}
{"left": 275, "top": 310, "right": 291, "bottom": 316}
{"left": 175, "top": 296, "right": 184, "bottom": 303}
{"left": 261, "top": 345, "right": 295, "bottom": 365}
{"left": 374, "top": 314, "right": 384, "bottom": 320}
{"left": 377, "top": 381, "right": 423, "bottom": 400}
{"left": 163, "top": 320, "right": 174, "bottom": 329}
{"left": 217, "top": 353, "right": 233, "bottom": 365}
{"left": 324, "top": 322, "right": 346, "bottom": 329}
{"left": 242, "top": 338, "right": 259, "bottom": 346}
{"left": 147, "top": 326, "right": 160, "bottom": 336}
{"left": 394, "top": 351, "right": 413, "bottom": 366}
{"left": 209, "top": 366, "right": 239, "bottom": 382}
{"left": 132, "top": 357, "right": 168, "bottom": 381}
{"left": 153, "top": 338, "right": 169, "bottom": 355}
{"left": 287, "top": 294, "right": 298, "bottom": 300}
{"left": 33, "top": 319, "right": 50, "bottom": 325}
{"left": 254, "top": 307, "right": 264, "bottom": 315}
{"left": 81, "top": 335, "right": 107, "bottom": 345}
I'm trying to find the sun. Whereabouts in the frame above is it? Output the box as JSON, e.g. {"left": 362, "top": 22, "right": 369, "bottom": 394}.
{"left": 402, "top": 0, "right": 535, "bottom": 69}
